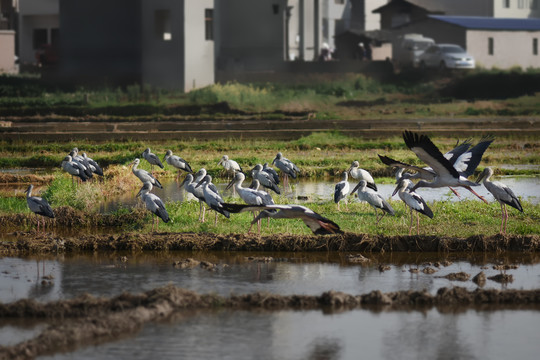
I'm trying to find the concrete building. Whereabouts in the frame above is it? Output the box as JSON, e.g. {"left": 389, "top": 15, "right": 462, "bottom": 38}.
{"left": 59, "top": 0, "right": 214, "bottom": 91}
{"left": 396, "top": 15, "right": 540, "bottom": 69}
{"left": 18, "top": 0, "right": 58, "bottom": 65}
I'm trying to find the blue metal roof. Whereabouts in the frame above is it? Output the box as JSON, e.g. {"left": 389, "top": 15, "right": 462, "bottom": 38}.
{"left": 429, "top": 15, "right": 540, "bottom": 31}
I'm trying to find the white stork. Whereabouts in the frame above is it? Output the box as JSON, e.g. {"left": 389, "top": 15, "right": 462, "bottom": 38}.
{"left": 347, "top": 161, "right": 377, "bottom": 191}
{"left": 163, "top": 150, "right": 193, "bottom": 182}
{"left": 137, "top": 182, "right": 169, "bottom": 232}
{"left": 196, "top": 174, "right": 230, "bottom": 224}
{"left": 351, "top": 180, "right": 395, "bottom": 225}
{"left": 392, "top": 179, "right": 433, "bottom": 235}
{"left": 221, "top": 203, "right": 343, "bottom": 235}
{"left": 333, "top": 171, "right": 350, "bottom": 211}
{"left": 142, "top": 148, "right": 164, "bottom": 173}
{"left": 25, "top": 184, "right": 55, "bottom": 232}
{"left": 130, "top": 158, "right": 163, "bottom": 189}
{"left": 272, "top": 152, "right": 299, "bottom": 189}
{"left": 476, "top": 167, "right": 523, "bottom": 234}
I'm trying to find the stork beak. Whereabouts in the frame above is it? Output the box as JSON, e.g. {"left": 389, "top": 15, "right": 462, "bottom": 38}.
{"left": 392, "top": 183, "right": 400, "bottom": 197}
{"left": 136, "top": 187, "right": 143, "bottom": 197}
{"left": 217, "top": 159, "right": 223, "bottom": 166}
{"left": 225, "top": 178, "right": 235, "bottom": 191}
{"left": 271, "top": 158, "right": 276, "bottom": 165}
{"left": 195, "top": 179, "right": 205, "bottom": 188}
{"left": 475, "top": 170, "right": 485, "bottom": 184}
{"left": 179, "top": 176, "right": 188, "bottom": 188}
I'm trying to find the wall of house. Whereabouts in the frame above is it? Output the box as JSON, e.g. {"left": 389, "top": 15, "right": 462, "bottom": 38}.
{"left": 19, "top": 0, "right": 58, "bottom": 15}
{"left": 0, "top": 30, "right": 17, "bottom": 73}
{"left": 409, "top": 0, "right": 494, "bottom": 16}
{"left": 141, "top": 0, "right": 184, "bottom": 90}
{"left": 183, "top": 0, "right": 214, "bottom": 91}
{"left": 395, "top": 19, "right": 467, "bottom": 48}
{"left": 217, "top": 0, "right": 287, "bottom": 70}
{"left": 59, "top": 0, "right": 141, "bottom": 84}
{"left": 494, "top": 0, "right": 540, "bottom": 18}
{"left": 18, "top": 14, "right": 58, "bottom": 63}
{"left": 467, "top": 30, "right": 540, "bottom": 68}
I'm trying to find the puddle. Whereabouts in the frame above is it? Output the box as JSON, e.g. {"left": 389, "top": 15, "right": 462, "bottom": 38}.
{"left": 1, "top": 252, "right": 538, "bottom": 304}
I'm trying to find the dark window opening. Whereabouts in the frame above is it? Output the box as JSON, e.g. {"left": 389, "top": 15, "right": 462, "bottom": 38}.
{"left": 534, "top": 38, "right": 538, "bottom": 55}
{"left": 33, "top": 28, "right": 47, "bottom": 49}
{"left": 488, "top": 37, "right": 494, "bottom": 55}
{"left": 155, "top": 10, "right": 172, "bottom": 41}
{"left": 205, "top": 9, "right": 213, "bottom": 40}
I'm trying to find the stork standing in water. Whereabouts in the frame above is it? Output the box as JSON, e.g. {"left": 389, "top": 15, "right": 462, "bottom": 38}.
{"left": 351, "top": 180, "right": 394, "bottom": 225}
{"left": 196, "top": 174, "right": 230, "bottom": 225}
{"left": 142, "top": 148, "right": 164, "bottom": 174}
{"left": 333, "top": 171, "right": 350, "bottom": 211}
{"left": 476, "top": 167, "right": 523, "bottom": 234}
{"left": 130, "top": 158, "right": 163, "bottom": 189}
{"left": 163, "top": 150, "right": 193, "bottom": 182}
{"left": 62, "top": 155, "right": 88, "bottom": 183}
{"left": 251, "top": 164, "right": 280, "bottom": 194}
{"left": 380, "top": 131, "right": 491, "bottom": 203}
{"left": 226, "top": 172, "right": 275, "bottom": 232}
{"left": 221, "top": 203, "right": 343, "bottom": 235}
{"left": 392, "top": 179, "right": 433, "bottom": 235}
{"left": 25, "top": 184, "right": 55, "bottom": 232}
{"left": 137, "top": 182, "right": 169, "bottom": 232}
{"left": 218, "top": 155, "right": 242, "bottom": 178}
{"left": 347, "top": 161, "right": 377, "bottom": 191}
{"left": 272, "top": 152, "right": 299, "bottom": 189}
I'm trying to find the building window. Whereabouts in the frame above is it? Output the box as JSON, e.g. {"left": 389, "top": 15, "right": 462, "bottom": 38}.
{"left": 51, "top": 28, "right": 59, "bottom": 46}
{"left": 205, "top": 9, "right": 213, "bottom": 40}
{"left": 531, "top": 0, "right": 538, "bottom": 8}
{"left": 33, "top": 28, "right": 48, "bottom": 49}
{"left": 155, "top": 10, "right": 172, "bottom": 41}
{"left": 488, "top": 37, "right": 494, "bottom": 55}
{"left": 503, "top": 0, "right": 510, "bottom": 8}
{"left": 534, "top": 38, "right": 538, "bottom": 55}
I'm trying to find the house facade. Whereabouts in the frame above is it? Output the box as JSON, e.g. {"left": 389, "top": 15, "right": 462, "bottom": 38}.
{"left": 59, "top": 0, "right": 214, "bottom": 91}
{"left": 18, "top": 0, "right": 59, "bottom": 64}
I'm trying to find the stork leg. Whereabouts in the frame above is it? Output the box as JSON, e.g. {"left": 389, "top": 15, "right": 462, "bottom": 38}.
{"left": 409, "top": 207, "right": 414, "bottom": 236}
{"left": 375, "top": 209, "right": 386, "bottom": 226}
{"left": 464, "top": 186, "right": 489, "bottom": 204}
{"left": 337, "top": 201, "right": 340, "bottom": 211}
{"left": 416, "top": 211, "right": 420, "bottom": 235}
{"left": 449, "top": 187, "right": 461, "bottom": 198}
{"left": 214, "top": 211, "right": 218, "bottom": 226}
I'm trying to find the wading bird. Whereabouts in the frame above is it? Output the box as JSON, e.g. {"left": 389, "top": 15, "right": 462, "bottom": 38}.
{"left": 25, "top": 184, "right": 54, "bottom": 232}
{"left": 252, "top": 164, "right": 280, "bottom": 194}
{"left": 226, "top": 172, "right": 275, "bottom": 232}
{"left": 137, "top": 182, "right": 169, "bottom": 231}
{"left": 222, "top": 203, "right": 343, "bottom": 235}
{"left": 69, "top": 148, "right": 93, "bottom": 180}
{"left": 142, "top": 148, "right": 164, "bottom": 173}
{"left": 82, "top": 152, "right": 104, "bottom": 177}
{"left": 61, "top": 155, "right": 88, "bottom": 183}
{"left": 272, "top": 152, "right": 299, "bottom": 189}
{"left": 130, "top": 158, "right": 163, "bottom": 189}
{"left": 351, "top": 180, "right": 394, "bottom": 225}
{"left": 392, "top": 179, "right": 433, "bottom": 235}
{"left": 180, "top": 173, "right": 207, "bottom": 222}
{"left": 163, "top": 150, "right": 193, "bottom": 182}
{"left": 263, "top": 163, "right": 280, "bottom": 185}
{"left": 380, "top": 131, "right": 491, "bottom": 203}
{"left": 348, "top": 161, "right": 377, "bottom": 191}
{"left": 196, "top": 174, "right": 230, "bottom": 224}
{"left": 476, "top": 167, "right": 523, "bottom": 234}
{"left": 218, "top": 155, "right": 242, "bottom": 178}
{"left": 334, "top": 171, "right": 350, "bottom": 211}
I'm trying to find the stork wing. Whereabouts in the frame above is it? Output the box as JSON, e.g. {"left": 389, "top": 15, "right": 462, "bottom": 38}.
{"left": 455, "top": 135, "right": 494, "bottom": 177}
{"left": 221, "top": 203, "right": 288, "bottom": 213}
{"left": 402, "top": 131, "right": 459, "bottom": 179}
{"left": 445, "top": 139, "right": 472, "bottom": 164}
{"left": 378, "top": 154, "right": 435, "bottom": 178}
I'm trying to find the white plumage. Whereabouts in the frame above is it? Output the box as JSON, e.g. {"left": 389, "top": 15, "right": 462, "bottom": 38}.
{"left": 130, "top": 158, "right": 163, "bottom": 188}
{"left": 333, "top": 171, "right": 350, "bottom": 211}
{"left": 348, "top": 161, "right": 377, "bottom": 191}
{"left": 392, "top": 179, "right": 433, "bottom": 235}
{"left": 137, "top": 182, "right": 169, "bottom": 231}
{"left": 351, "top": 180, "right": 394, "bottom": 225}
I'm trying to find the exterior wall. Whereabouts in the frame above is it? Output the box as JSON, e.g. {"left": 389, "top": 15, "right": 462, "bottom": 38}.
{"left": 59, "top": 0, "right": 141, "bottom": 84}
{"left": 0, "top": 30, "right": 17, "bottom": 73}
{"left": 467, "top": 30, "right": 540, "bottom": 68}
{"left": 217, "top": 0, "right": 286, "bottom": 70}
{"left": 18, "top": 13, "right": 58, "bottom": 63}
{"left": 141, "top": 0, "right": 184, "bottom": 90}
{"left": 19, "top": 0, "right": 58, "bottom": 15}
{"left": 364, "top": 0, "right": 386, "bottom": 31}
{"left": 494, "top": 0, "right": 540, "bottom": 18}
{"left": 183, "top": 0, "right": 214, "bottom": 91}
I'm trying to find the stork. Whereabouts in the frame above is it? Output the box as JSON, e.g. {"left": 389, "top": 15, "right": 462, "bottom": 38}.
{"left": 251, "top": 164, "right": 280, "bottom": 194}
{"left": 334, "top": 171, "right": 350, "bottom": 211}
{"left": 347, "top": 161, "right": 377, "bottom": 191}
{"left": 137, "top": 182, "right": 169, "bottom": 232}
{"left": 392, "top": 179, "right": 433, "bottom": 235}
{"left": 221, "top": 203, "right": 343, "bottom": 235}
{"left": 163, "top": 150, "right": 193, "bottom": 182}
{"left": 351, "top": 180, "right": 394, "bottom": 225}
{"left": 180, "top": 173, "right": 207, "bottom": 222}
{"left": 218, "top": 155, "right": 242, "bottom": 178}
{"left": 130, "top": 158, "right": 163, "bottom": 189}
{"left": 25, "top": 184, "right": 55, "bottom": 232}
{"left": 476, "top": 167, "right": 523, "bottom": 234}
{"left": 82, "top": 152, "right": 104, "bottom": 177}
{"left": 61, "top": 155, "right": 88, "bottom": 183}
{"left": 272, "top": 152, "right": 299, "bottom": 189}
{"left": 142, "top": 148, "right": 164, "bottom": 173}
{"left": 196, "top": 174, "right": 230, "bottom": 225}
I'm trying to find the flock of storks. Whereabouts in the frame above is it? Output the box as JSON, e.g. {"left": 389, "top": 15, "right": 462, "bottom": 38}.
{"left": 24, "top": 131, "right": 523, "bottom": 235}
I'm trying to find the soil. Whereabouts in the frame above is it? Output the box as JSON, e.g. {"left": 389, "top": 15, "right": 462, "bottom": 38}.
{"left": 1, "top": 231, "right": 539, "bottom": 255}
{"left": 1, "top": 285, "right": 539, "bottom": 360}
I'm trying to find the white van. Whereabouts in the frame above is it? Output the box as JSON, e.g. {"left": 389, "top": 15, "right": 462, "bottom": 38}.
{"left": 392, "top": 34, "right": 435, "bottom": 69}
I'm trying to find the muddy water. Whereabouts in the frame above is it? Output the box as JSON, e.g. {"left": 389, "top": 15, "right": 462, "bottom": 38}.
{"left": 2, "top": 252, "right": 540, "bottom": 359}
{"left": 40, "top": 308, "right": 540, "bottom": 360}
{"left": 1, "top": 252, "right": 539, "bottom": 304}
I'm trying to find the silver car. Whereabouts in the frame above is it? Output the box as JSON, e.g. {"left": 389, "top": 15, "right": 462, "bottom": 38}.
{"left": 419, "top": 44, "right": 475, "bottom": 69}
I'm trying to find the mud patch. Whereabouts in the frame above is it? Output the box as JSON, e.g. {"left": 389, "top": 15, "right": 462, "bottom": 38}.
{"left": 1, "top": 232, "right": 539, "bottom": 256}
{"left": 1, "top": 285, "right": 540, "bottom": 360}
{"left": 0, "top": 173, "right": 54, "bottom": 186}
{"left": 440, "top": 272, "right": 471, "bottom": 281}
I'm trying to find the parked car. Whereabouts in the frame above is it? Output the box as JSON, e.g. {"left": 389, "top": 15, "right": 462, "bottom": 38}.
{"left": 392, "top": 33, "right": 434, "bottom": 69}
{"left": 418, "top": 44, "right": 475, "bottom": 70}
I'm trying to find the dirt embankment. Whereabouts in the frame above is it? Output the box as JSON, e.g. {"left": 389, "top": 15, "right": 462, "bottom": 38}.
{"left": 1, "top": 231, "right": 539, "bottom": 255}
{"left": 1, "top": 285, "right": 539, "bottom": 360}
